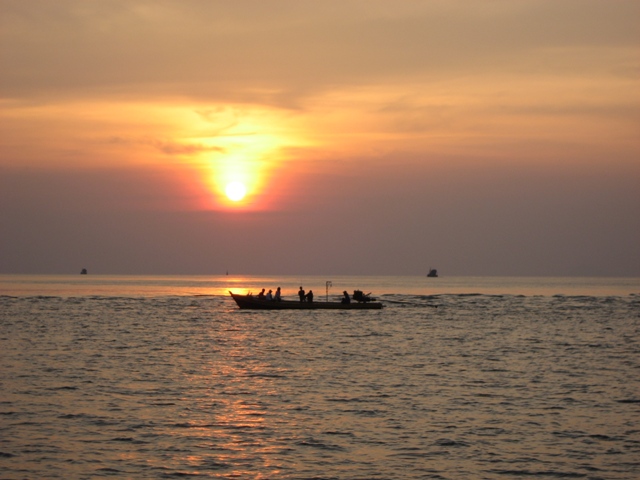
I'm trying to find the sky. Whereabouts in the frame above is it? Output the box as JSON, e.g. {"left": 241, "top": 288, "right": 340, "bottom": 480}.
{"left": 1, "top": 0, "right": 639, "bottom": 276}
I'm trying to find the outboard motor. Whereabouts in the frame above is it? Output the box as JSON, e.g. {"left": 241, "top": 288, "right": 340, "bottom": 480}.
{"left": 353, "top": 290, "right": 374, "bottom": 303}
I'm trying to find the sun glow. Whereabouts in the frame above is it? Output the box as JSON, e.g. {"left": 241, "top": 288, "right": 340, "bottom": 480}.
{"left": 225, "top": 181, "right": 246, "bottom": 201}
{"left": 169, "top": 104, "right": 315, "bottom": 210}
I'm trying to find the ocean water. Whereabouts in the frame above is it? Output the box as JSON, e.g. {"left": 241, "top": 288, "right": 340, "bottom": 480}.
{"left": 1, "top": 275, "right": 639, "bottom": 479}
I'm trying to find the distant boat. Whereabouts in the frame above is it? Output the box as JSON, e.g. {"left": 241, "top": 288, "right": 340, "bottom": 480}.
{"left": 229, "top": 291, "right": 383, "bottom": 310}
{"left": 427, "top": 268, "right": 438, "bottom": 278}
{"left": 80, "top": 268, "right": 88, "bottom": 275}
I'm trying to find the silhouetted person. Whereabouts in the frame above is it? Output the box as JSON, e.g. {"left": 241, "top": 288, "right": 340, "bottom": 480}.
{"left": 298, "top": 286, "right": 305, "bottom": 302}
{"left": 341, "top": 290, "right": 350, "bottom": 304}
{"left": 258, "top": 288, "right": 265, "bottom": 300}
{"left": 266, "top": 289, "right": 273, "bottom": 301}
{"left": 274, "top": 287, "right": 281, "bottom": 302}
{"left": 306, "top": 290, "right": 314, "bottom": 303}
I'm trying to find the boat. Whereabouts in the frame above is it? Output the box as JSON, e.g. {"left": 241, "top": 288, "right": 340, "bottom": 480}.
{"left": 229, "top": 291, "right": 384, "bottom": 310}
{"left": 427, "top": 268, "right": 438, "bottom": 277}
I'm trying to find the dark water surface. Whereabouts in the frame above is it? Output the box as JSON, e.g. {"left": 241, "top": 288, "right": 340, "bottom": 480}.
{"left": 1, "top": 276, "right": 639, "bottom": 479}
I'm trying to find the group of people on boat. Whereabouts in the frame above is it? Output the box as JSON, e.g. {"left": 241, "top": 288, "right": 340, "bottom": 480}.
{"left": 252, "top": 287, "right": 369, "bottom": 304}
{"left": 298, "top": 286, "right": 314, "bottom": 303}
{"left": 256, "top": 287, "right": 282, "bottom": 302}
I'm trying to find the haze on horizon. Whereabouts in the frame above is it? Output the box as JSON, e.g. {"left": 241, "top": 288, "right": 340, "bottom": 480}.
{"left": 1, "top": 0, "right": 639, "bottom": 277}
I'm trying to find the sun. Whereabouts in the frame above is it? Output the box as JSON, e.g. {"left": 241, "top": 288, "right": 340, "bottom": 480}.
{"left": 225, "top": 181, "right": 247, "bottom": 202}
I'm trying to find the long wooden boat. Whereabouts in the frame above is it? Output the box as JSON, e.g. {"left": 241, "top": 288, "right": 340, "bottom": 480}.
{"left": 229, "top": 292, "right": 383, "bottom": 310}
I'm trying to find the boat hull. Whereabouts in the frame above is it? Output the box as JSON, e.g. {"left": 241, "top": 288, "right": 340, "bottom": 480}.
{"left": 229, "top": 292, "right": 383, "bottom": 310}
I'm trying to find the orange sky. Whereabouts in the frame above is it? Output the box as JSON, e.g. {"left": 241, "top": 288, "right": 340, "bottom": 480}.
{"left": 1, "top": 1, "right": 639, "bottom": 275}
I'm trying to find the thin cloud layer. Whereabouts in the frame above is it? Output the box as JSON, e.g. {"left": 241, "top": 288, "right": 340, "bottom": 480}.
{"left": 2, "top": 1, "right": 638, "bottom": 104}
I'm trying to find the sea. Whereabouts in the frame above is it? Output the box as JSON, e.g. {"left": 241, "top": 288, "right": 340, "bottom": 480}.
{"left": 1, "top": 275, "right": 638, "bottom": 479}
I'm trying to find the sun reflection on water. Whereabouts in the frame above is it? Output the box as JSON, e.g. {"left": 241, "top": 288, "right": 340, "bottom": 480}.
{"left": 169, "top": 318, "right": 289, "bottom": 476}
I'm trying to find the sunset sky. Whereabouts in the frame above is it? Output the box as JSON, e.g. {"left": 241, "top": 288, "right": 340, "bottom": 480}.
{"left": 1, "top": 0, "right": 639, "bottom": 276}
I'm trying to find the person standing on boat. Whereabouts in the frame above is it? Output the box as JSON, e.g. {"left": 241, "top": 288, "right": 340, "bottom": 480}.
{"left": 266, "top": 289, "right": 273, "bottom": 301}
{"left": 298, "top": 286, "right": 305, "bottom": 302}
{"left": 306, "top": 290, "right": 314, "bottom": 303}
{"left": 274, "top": 287, "right": 282, "bottom": 302}
{"left": 341, "top": 290, "right": 350, "bottom": 304}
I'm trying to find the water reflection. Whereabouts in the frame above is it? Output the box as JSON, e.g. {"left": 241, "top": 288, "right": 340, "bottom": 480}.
{"left": 2, "top": 289, "right": 638, "bottom": 478}
{"left": 2, "top": 274, "right": 638, "bottom": 297}
{"left": 174, "top": 316, "right": 285, "bottom": 476}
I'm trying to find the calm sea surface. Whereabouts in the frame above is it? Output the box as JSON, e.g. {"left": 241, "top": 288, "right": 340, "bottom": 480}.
{"left": 1, "top": 275, "right": 639, "bottom": 479}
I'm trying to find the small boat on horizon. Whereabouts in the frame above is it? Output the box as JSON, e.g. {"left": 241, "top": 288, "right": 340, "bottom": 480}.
{"left": 229, "top": 291, "right": 384, "bottom": 310}
{"left": 427, "top": 268, "right": 438, "bottom": 277}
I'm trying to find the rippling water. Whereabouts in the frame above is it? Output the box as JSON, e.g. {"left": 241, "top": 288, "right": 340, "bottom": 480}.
{"left": 1, "top": 276, "right": 639, "bottom": 479}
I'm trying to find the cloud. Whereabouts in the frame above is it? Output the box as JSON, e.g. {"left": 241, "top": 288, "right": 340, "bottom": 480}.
{"left": 2, "top": 0, "right": 638, "bottom": 106}
{"left": 106, "top": 136, "right": 225, "bottom": 156}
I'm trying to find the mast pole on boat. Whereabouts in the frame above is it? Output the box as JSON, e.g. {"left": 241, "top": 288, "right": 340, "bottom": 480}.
{"left": 326, "top": 281, "right": 332, "bottom": 302}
